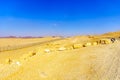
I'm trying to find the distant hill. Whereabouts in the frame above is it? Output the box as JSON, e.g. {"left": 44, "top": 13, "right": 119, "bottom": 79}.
{"left": 101, "top": 31, "right": 120, "bottom": 38}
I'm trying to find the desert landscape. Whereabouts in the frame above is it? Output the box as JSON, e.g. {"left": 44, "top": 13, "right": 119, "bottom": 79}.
{"left": 0, "top": 31, "right": 120, "bottom": 80}
{"left": 1, "top": 0, "right": 120, "bottom": 80}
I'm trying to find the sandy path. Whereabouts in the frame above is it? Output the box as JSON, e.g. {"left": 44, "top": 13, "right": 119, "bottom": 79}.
{"left": 89, "top": 41, "right": 120, "bottom": 80}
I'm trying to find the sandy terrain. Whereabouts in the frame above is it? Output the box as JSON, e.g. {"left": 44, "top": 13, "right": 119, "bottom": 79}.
{"left": 0, "top": 32, "right": 120, "bottom": 80}
{"left": 0, "top": 37, "right": 56, "bottom": 47}
{"left": 0, "top": 37, "right": 61, "bottom": 52}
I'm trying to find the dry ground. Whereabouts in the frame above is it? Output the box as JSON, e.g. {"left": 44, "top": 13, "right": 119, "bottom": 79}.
{"left": 0, "top": 37, "right": 58, "bottom": 47}
{"left": 0, "top": 34, "right": 120, "bottom": 80}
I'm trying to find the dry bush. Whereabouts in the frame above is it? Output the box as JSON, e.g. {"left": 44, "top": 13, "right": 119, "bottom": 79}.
{"left": 21, "top": 51, "right": 36, "bottom": 60}
{"left": 6, "top": 58, "right": 12, "bottom": 64}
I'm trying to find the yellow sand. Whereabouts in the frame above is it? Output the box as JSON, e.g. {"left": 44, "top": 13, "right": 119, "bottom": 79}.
{"left": 0, "top": 32, "right": 120, "bottom": 80}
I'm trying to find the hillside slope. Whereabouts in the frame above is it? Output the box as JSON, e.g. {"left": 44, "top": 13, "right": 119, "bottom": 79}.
{"left": 0, "top": 40, "right": 120, "bottom": 80}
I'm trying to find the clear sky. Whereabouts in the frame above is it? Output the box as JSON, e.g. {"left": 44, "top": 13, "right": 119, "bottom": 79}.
{"left": 0, "top": 0, "right": 120, "bottom": 37}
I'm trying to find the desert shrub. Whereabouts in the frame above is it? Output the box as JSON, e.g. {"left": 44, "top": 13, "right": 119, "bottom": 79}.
{"left": 6, "top": 58, "right": 12, "bottom": 64}
{"left": 21, "top": 51, "right": 36, "bottom": 60}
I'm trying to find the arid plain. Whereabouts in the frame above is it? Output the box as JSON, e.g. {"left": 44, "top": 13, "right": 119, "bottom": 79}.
{"left": 0, "top": 32, "right": 120, "bottom": 80}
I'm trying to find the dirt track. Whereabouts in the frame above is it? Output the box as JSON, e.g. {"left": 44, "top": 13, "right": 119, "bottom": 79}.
{"left": 99, "top": 42, "right": 120, "bottom": 80}
{"left": 89, "top": 41, "right": 120, "bottom": 80}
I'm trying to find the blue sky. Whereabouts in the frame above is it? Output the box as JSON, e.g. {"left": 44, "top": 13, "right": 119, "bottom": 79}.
{"left": 0, "top": 0, "right": 120, "bottom": 36}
